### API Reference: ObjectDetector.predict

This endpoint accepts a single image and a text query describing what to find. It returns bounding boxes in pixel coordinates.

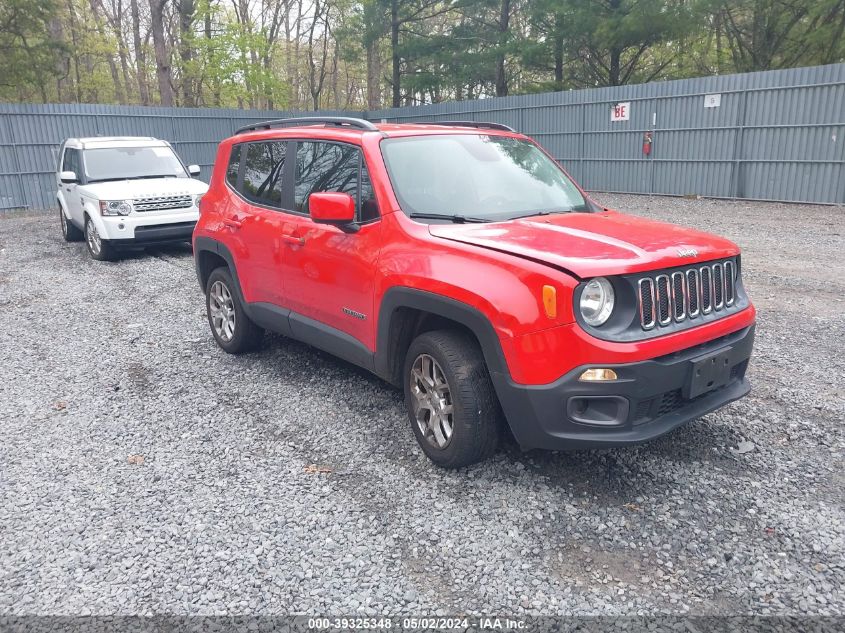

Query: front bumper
[492,324,755,450]
[97,209,199,244]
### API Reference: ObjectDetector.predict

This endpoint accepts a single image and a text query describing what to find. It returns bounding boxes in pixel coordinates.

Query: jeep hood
[80,177,208,200]
[427,210,740,278]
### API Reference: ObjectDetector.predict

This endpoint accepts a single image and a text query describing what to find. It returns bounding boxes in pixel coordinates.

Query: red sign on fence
[611,102,630,122]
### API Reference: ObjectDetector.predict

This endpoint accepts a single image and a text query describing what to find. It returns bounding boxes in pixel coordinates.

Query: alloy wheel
[85,220,102,255]
[209,280,236,342]
[410,353,454,449]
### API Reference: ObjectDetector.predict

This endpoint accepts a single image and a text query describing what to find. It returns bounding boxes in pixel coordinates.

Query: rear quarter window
[226,145,241,188]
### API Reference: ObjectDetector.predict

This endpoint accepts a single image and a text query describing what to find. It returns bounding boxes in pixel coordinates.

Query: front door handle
[281,234,305,246]
[223,217,243,229]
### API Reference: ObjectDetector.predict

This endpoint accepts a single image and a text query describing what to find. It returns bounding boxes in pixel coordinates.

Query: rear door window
[241,141,287,207]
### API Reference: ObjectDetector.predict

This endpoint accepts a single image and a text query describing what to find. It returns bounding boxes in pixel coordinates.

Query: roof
[230,122,523,144]
[373,123,521,138]
[65,136,169,150]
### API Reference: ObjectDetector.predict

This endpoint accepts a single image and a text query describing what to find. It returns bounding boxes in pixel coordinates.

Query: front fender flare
[375,286,510,384]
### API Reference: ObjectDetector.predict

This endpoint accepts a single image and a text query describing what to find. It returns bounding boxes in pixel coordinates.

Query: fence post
[170,111,178,153]
[730,88,749,199]
[649,102,657,195]
[6,113,28,210]
[579,99,586,185]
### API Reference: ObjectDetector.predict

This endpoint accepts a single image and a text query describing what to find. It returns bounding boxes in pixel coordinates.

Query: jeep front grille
[638,259,737,331]
[132,195,193,212]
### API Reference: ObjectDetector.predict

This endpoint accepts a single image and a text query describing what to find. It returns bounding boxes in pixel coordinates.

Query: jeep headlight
[99,200,132,216]
[580,277,615,326]
[193,194,204,207]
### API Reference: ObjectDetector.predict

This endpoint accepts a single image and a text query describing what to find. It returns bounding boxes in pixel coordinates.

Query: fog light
[579,368,618,382]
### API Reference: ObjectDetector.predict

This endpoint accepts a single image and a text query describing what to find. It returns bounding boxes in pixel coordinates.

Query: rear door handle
[281,234,305,246]
[223,217,243,229]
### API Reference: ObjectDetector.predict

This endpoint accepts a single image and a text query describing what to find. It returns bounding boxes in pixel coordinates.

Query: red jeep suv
[193,117,755,468]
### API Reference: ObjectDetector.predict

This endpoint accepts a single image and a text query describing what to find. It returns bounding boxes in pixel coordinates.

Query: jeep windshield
[83,146,189,183]
[380,134,589,223]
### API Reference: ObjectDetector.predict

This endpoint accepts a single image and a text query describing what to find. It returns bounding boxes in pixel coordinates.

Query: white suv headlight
[580,277,615,326]
[99,200,132,216]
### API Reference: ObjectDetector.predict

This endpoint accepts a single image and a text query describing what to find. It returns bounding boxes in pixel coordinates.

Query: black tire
[205,266,264,354]
[60,206,83,242]
[404,329,502,468]
[84,216,116,261]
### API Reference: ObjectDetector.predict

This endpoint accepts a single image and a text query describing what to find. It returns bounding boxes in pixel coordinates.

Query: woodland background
[2,0,844,110]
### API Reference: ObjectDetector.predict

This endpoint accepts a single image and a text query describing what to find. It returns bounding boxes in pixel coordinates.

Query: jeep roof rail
[426,121,515,132]
[234,116,379,135]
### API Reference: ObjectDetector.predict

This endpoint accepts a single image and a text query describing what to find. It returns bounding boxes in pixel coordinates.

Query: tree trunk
[131,0,150,104]
[331,39,339,109]
[495,0,511,97]
[89,0,126,103]
[149,0,174,105]
[48,17,70,101]
[391,0,400,107]
[204,9,220,105]
[178,0,196,106]
[366,39,381,110]
[65,0,82,102]
[553,34,563,86]
[609,47,621,85]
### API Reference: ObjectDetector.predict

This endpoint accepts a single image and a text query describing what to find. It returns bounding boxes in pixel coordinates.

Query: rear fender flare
[193,236,247,301]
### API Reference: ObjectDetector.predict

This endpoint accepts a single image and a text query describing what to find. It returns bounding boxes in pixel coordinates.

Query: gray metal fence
[1,63,843,211]
[0,104,347,211]
[369,63,845,205]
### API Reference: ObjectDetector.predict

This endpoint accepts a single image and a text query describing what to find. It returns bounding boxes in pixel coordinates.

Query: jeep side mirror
[60,170,78,184]
[188,164,201,176]
[309,192,356,226]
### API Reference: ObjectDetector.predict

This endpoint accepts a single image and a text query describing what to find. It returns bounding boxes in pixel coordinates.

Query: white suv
[56,136,209,260]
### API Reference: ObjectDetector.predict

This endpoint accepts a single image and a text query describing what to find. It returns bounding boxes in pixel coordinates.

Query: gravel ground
[0,195,842,618]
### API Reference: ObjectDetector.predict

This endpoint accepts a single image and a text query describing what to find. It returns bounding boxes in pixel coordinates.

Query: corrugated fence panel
[1,63,843,210]
[368,64,844,204]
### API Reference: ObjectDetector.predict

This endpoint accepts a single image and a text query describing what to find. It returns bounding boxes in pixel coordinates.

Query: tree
[713,0,845,72]
[0,0,66,102]
[567,0,696,86]
[1,0,843,108]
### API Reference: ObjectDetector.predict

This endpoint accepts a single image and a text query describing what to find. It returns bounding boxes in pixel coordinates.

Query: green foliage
[0,0,842,107]
[0,0,66,101]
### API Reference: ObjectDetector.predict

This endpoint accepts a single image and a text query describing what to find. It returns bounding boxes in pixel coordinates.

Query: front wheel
[85,216,115,261]
[404,330,502,468]
[60,206,83,242]
[205,267,264,354]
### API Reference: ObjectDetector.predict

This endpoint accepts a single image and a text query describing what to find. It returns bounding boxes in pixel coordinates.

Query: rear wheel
[206,267,264,353]
[60,206,83,242]
[404,330,502,468]
[85,216,115,261]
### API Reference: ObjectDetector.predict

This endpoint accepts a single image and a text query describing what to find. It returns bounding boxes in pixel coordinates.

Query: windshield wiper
[507,209,572,221]
[409,212,490,224]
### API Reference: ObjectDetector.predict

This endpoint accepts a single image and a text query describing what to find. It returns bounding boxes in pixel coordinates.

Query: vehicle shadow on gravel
[507,416,747,495]
[131,242,194,260]
[256,332,747,497]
